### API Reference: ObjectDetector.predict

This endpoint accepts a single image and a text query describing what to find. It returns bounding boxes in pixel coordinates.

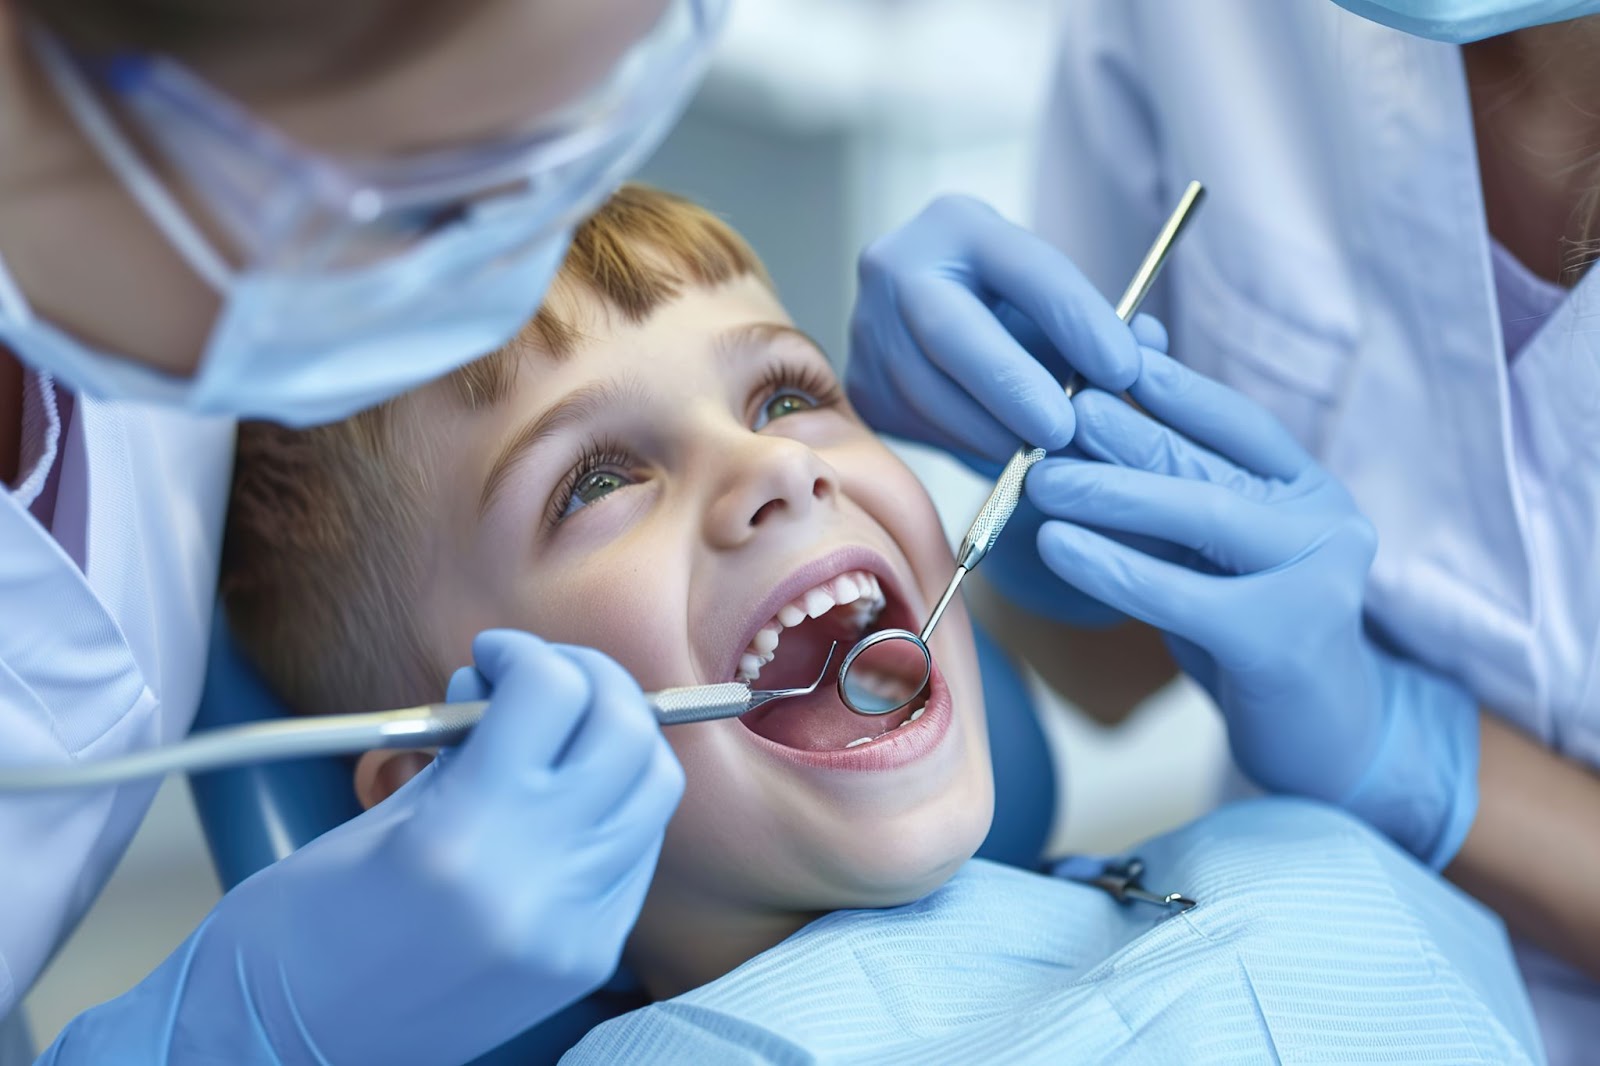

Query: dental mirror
[836,628,933,716]
[832,180,1207,719]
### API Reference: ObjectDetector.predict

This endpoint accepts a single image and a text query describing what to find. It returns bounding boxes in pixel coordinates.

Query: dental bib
[563,799,1542,1064]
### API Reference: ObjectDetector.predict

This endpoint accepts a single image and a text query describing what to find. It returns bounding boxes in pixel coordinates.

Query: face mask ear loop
[25,25,234,293]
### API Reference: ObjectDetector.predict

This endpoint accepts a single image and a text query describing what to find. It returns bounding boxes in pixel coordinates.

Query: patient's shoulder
[1140,797,1451,918]
[1130,798,1527,1015]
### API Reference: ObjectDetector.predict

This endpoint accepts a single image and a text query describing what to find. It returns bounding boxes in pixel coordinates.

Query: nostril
[750,498,785,526]
[812,476,831,501]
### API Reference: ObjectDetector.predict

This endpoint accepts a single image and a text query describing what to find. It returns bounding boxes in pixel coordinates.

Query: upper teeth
[737,570,886,683]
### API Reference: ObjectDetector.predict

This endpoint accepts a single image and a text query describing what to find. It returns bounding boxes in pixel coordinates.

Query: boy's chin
[817,847,979,913]
[818,797,993,908]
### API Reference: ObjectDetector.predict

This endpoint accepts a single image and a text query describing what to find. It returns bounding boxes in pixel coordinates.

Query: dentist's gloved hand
[1026,351,1480,870]
[846,195,1148,626]
[39,630,683,1066]
[847,194,1142,467]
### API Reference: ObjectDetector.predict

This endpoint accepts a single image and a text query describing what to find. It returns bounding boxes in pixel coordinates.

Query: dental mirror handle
[916,181,1206,649]
[0,682,759,791]
[916,448,1036,643]
[1064,179,1205,397]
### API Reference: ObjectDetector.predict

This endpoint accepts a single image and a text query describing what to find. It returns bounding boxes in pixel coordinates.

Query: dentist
[846,2,1600,1062]
[0,1,721,1062]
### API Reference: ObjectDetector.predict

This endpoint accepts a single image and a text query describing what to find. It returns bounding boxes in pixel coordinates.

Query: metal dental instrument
[1062,180,1206,399]
[0,644,840,792]
[1054,855,1197,913]
[834,181,1207,719]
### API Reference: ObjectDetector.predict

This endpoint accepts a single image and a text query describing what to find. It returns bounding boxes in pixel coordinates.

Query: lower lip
[740,660,953,772]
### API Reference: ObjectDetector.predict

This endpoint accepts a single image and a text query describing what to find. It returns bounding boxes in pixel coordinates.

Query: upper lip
[721,544,921,685]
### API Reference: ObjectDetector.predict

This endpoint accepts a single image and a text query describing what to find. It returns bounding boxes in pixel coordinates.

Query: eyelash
[546,437,634,528]
[755,361,842,421]
[544,360,843,529]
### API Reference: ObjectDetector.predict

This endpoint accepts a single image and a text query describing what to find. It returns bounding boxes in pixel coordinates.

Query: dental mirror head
[836,627,931,716]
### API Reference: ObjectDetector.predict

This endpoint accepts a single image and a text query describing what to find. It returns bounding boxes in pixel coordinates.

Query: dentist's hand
[40,630,683,1066]
[846,195,1142,468]
[847,195,1152,627]
[1026,351,1479,869]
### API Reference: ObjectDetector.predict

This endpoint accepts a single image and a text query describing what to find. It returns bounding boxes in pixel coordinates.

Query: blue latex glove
[846,195,1151,626]
[39,631,683,1066]
[1026,351,1480,870]
[846,195,1142,464]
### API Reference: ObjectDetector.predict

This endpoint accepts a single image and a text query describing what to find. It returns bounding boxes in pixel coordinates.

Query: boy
[223,185,1542,1062]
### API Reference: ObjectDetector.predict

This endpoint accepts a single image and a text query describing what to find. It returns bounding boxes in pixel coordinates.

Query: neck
[1463,17,1600,284]
[625,890,819,1001]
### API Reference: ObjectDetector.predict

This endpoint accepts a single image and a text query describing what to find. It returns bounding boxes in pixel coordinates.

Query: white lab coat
[1036,2,1599,1059]
[0,391,231,1027]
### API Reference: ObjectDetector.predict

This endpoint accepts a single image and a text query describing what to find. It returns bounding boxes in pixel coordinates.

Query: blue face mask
[0,217,573,430]
[1329,0,1600,42]
[0,3,723,427]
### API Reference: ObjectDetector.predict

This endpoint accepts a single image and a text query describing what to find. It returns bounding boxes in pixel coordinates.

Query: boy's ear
[353,749,436,809]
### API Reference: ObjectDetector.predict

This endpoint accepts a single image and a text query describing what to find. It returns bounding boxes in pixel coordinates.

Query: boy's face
[400,274,992,933]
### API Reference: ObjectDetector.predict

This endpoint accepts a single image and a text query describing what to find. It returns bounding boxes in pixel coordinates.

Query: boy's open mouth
[732,565,931,752]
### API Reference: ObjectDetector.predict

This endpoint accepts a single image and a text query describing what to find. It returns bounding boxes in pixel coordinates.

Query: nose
[704,435,840,548]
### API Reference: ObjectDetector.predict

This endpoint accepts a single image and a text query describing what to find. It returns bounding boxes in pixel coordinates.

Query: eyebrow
[475,322,832,519]
[477,375,649,518]
[714,322,831,366]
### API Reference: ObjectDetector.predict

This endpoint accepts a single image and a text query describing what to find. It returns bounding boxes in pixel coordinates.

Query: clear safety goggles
[30,0,727,279]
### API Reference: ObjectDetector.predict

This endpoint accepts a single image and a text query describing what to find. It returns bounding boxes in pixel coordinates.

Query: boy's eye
[755,390,819,429]
[561,469,631,519]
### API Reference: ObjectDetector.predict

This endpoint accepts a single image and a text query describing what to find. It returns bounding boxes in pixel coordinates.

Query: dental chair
[189,613,1054,1065]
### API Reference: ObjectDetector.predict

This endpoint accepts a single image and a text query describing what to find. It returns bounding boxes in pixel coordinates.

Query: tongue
[742,684,910,750]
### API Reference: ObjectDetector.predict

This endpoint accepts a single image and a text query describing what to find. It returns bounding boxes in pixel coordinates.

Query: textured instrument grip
[957,447,1045,569]
[650,682,752,726]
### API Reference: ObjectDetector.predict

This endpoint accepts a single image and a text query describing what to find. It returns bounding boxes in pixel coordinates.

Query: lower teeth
[843,702,929,749]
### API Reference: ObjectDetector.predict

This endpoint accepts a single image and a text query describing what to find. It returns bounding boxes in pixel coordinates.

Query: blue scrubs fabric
[564,799,1543,1064]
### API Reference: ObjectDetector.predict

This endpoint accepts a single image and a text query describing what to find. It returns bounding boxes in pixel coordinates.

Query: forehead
[519,276,804,399]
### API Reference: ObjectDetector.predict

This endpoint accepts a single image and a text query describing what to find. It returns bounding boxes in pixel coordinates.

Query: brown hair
[221,183,772,714]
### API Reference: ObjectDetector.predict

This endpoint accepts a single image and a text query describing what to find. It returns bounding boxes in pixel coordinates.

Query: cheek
[526,564,690,687]
[837,443,953,593]
[433,527,695,690]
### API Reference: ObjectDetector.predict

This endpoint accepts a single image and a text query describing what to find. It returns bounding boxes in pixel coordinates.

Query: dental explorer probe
[833,182,1206,717]
[0,645,841,792]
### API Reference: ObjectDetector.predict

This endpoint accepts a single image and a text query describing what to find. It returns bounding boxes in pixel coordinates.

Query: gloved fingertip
[1099,322,1145,394]
[1069,388,1121,436]
[1034,519,1078,559]
[1035,403,1076,453]
[470,628,552,680]
[1130,313,1169,354]
[1130,346,1185,393]
[1023,460,1074,508]
[445,665,488,703]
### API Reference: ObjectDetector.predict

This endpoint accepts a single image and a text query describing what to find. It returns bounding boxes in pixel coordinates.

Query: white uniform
[0,370,231,1026]
[1035,2,1599,1059]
